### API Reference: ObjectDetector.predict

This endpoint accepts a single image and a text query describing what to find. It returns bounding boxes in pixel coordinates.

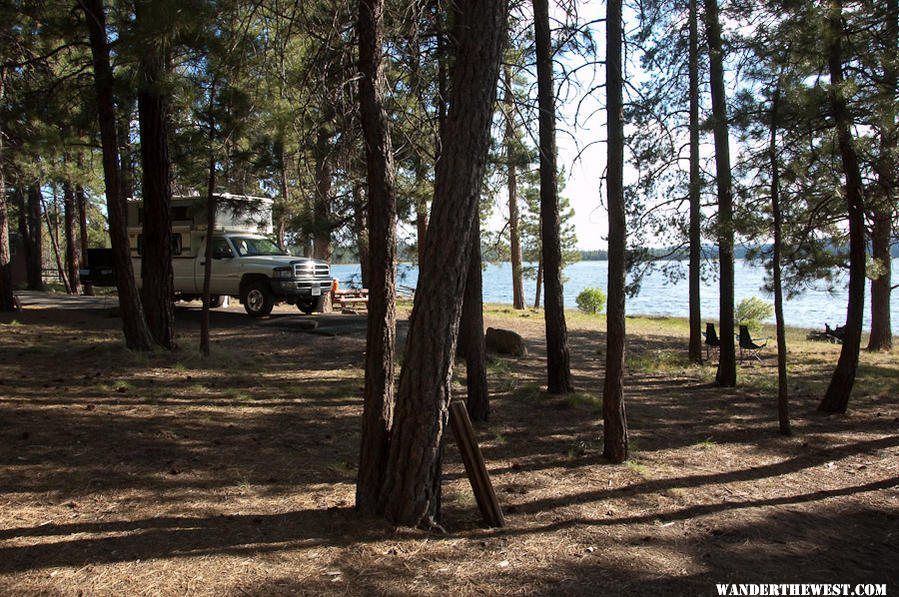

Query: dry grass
[0,298,896,595]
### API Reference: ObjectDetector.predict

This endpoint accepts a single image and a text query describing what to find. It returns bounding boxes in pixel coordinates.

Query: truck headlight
[273,267,293,279]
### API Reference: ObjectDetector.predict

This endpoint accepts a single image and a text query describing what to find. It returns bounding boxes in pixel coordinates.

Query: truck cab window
[212,238,234,259]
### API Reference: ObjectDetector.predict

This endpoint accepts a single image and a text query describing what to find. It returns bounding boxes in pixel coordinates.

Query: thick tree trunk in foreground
[80,0,154,351]
[704,0,736,387]
[356,0,399,515]
[378,0,507,528]
[769,85,790,435]
[136,0,175,350]
[819,0,866,414]
[687,0,703,364]
[603,0,628,463]
[460,218,489,422]
[534,0,572,394]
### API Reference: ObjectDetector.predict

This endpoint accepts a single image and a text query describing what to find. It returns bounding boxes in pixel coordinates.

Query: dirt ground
[1,295,896,596]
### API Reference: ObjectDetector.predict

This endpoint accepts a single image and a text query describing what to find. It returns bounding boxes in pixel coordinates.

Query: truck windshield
[231,237,287,257]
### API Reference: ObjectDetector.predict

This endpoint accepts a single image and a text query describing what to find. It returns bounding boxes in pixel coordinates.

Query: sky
[483,0,627,252]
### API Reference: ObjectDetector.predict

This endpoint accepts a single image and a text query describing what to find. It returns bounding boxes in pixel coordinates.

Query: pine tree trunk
[118,104,135,201]
[64,182,81,295]
[504,65,525,311]
[603,0,628,463]
[687,0,703,365]
[0,67,15,311]
[24,185,44,291]
[534,0,572,395]
[0,187,12,310]
[704,0,736,387]
[200,156,216,358]
[352,183,370,289]
[867,211,892,351]
[460,218,489,422]
[80,0,154,351]
[76,177,93,296]
[43,189,70,293]
[356,0,399,515]
[378,0,507,528]
[313,130,333,263]
[0,73,15,311]
[867,0,896,352]
[533,255,543,308]
[819,0,866,414]
[769,84,790,436]
[276,140,290,250]
[136,0,175,350]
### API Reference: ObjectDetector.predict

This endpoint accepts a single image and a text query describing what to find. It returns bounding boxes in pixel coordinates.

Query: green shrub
[736,296,773,330]
[576,287,607,315]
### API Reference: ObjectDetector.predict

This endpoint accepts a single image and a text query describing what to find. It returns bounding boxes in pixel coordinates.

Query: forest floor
[1,294,896,596]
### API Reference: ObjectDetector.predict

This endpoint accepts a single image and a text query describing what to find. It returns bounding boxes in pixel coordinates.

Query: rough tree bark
[688,0,703,364]
[80,0,154,351]
[378,0,507,528]
[603,0,628,463]
[356,0,399,515]
[136,0,175,350]
[704,0,736,387]
[819,0,867,414]
[459,217,489,422]
[534,0,572,394]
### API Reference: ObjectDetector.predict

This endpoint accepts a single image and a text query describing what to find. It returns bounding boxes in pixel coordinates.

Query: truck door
[172,253,197,293]
[207,237,237,295]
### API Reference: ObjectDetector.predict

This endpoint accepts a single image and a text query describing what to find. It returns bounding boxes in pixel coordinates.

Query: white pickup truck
[125,194,332,316]
[170,232,332,315]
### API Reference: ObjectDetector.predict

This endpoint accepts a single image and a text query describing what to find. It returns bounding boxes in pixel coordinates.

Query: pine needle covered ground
[1,296,896,595]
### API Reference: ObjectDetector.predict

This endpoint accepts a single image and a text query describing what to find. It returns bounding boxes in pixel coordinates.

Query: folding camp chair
[738,325,767,363]
[704,323,721,361]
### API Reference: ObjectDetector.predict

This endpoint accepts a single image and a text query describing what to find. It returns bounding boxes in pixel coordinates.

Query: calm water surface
[331,258,899,334]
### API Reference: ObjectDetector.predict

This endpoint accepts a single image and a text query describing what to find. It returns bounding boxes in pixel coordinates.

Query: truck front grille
[293,262,331,279]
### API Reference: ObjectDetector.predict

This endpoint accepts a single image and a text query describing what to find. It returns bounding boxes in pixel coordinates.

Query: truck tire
[210,295,227,308]
[243,281,274,316]
[297,295,323,315]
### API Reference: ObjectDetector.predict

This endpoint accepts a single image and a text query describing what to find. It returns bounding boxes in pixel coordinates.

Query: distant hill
[578,242,899,261]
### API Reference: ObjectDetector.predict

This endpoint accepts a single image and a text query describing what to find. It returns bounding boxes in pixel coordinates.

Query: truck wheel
[243,281,274,316]
[210,295,227,308]
[297,296,322,315]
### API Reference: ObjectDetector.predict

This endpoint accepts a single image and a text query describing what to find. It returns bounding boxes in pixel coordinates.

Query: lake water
[331,258,899,334]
